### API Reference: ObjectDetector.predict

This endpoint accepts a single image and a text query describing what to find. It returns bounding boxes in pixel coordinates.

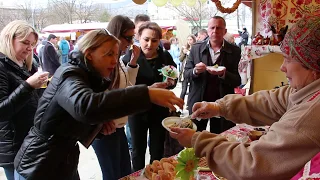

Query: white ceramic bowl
[206,66,226,72]
[162,116,197,133]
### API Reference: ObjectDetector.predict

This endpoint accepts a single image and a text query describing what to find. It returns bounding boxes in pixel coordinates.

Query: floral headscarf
[280,14,320,72]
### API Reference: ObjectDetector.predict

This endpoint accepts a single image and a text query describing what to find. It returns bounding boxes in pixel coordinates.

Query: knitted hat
[280,14,320,72]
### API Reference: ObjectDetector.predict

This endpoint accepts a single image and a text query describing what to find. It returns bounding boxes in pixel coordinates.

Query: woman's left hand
[129,45,140,66]
[169,127,196,148]
[100,121,116,135]
[149,82,168,89]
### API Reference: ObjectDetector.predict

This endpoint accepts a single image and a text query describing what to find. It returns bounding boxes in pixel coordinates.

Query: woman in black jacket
[122,22,178,171]
[14,29,183,180]
[0,20,48,180]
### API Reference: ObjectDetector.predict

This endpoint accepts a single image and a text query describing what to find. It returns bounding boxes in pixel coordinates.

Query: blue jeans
[14,170,26,180]
[61,54,68,64]
[125,123,132,150]
[3,164,14,180]
[92,128,131,179]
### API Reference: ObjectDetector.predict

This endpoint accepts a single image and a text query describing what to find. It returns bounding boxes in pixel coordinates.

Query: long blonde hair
[0,20,38,71]
[77,29,121,89]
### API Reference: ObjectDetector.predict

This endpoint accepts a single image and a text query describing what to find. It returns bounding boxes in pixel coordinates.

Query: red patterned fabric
[280,14,320,72]
[257,0,320,36]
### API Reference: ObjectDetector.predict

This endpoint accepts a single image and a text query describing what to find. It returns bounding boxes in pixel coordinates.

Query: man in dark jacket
[238,27,249,47]
[42,34,60,76]
[184,16,241,133]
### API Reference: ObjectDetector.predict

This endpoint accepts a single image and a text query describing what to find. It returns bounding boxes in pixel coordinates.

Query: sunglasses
[121,35,134,43]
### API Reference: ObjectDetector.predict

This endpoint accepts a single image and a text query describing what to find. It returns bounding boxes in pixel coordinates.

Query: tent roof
[42,20,177,33]
[41,22,109,33]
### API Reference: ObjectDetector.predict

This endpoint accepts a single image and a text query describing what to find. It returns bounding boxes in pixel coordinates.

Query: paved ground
[0,82,187,180]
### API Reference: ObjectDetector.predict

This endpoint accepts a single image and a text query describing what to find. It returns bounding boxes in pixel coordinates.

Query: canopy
[41,23,109,33]
[42,21,176,33]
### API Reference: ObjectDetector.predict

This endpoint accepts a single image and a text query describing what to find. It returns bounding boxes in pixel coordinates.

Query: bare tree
[16,0,33,22]
[166,0,219,33]
[48,0,77,24]
[75,0,99,23]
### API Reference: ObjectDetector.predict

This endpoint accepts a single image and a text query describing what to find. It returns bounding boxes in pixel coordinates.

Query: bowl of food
[162,117,197,133]
[206,65,226,72]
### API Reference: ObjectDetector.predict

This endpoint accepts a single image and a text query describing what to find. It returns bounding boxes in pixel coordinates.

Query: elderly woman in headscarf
[170,14,320,180]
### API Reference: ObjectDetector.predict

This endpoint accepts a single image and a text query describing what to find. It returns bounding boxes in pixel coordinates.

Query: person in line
[0,20,48,180]
[133,14,151,46]
[238,27,249,47]
[224,32,236,45]
[14,29,184,179]
[170,14,320,180]
[59,36,70,64]
[185,16,241,134]
[91,15,141,179]
[122,14,152,152]
[42,34,60,76]
[122,22,177,171]
[179,34,196,100]
[169,37,180,72]
[196,29,208,41]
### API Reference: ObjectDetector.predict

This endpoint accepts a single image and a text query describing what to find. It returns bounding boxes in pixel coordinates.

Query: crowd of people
[0,11,319,180]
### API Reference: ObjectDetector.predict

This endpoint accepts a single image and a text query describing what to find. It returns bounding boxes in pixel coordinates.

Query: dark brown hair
[107,15,135,39]
[138,22,162,39]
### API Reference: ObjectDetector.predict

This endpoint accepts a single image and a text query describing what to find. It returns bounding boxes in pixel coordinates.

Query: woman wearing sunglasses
[91,15,141,179]
[14,29,184,180]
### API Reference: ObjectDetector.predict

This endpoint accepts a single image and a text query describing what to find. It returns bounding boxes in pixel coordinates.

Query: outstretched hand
[169,127,196,148]
[192,102,220,119]
[148,88,184,111]
[100,121,116,135]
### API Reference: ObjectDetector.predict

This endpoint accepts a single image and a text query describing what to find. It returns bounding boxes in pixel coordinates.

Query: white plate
[206,66,226,72]
[162,116,197,133]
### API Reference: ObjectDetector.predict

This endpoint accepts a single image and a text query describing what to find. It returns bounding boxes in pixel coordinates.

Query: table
[120,124,257,180]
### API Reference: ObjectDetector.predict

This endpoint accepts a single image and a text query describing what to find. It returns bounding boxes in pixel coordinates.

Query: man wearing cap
[42,34,60,76]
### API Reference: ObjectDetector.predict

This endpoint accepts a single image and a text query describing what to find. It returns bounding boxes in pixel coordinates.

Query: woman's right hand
[191,102,220,119]
[148,88,184,111]
[129,45,140,66]
[26,71,49,89]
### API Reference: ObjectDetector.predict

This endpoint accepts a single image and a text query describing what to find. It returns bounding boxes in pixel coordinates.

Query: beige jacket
[113,60,139,128]
[191,78,320,180]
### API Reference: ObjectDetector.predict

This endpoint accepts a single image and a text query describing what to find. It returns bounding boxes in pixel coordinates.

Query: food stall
[121,0,320,179]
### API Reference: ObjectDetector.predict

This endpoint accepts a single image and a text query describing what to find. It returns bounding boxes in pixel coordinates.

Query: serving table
[120,124,256,180]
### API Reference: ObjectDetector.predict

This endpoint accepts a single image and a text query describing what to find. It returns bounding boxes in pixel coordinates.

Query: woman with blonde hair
[91,15,141,179]
[0,20,48,180]
[14,29,183,179]
[179,34,196,100]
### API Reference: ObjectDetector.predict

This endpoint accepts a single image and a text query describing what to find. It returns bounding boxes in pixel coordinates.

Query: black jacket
[0,53,40,166]
[184,40,241,112]
[42,42,60,76]
[14,51,152,179]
